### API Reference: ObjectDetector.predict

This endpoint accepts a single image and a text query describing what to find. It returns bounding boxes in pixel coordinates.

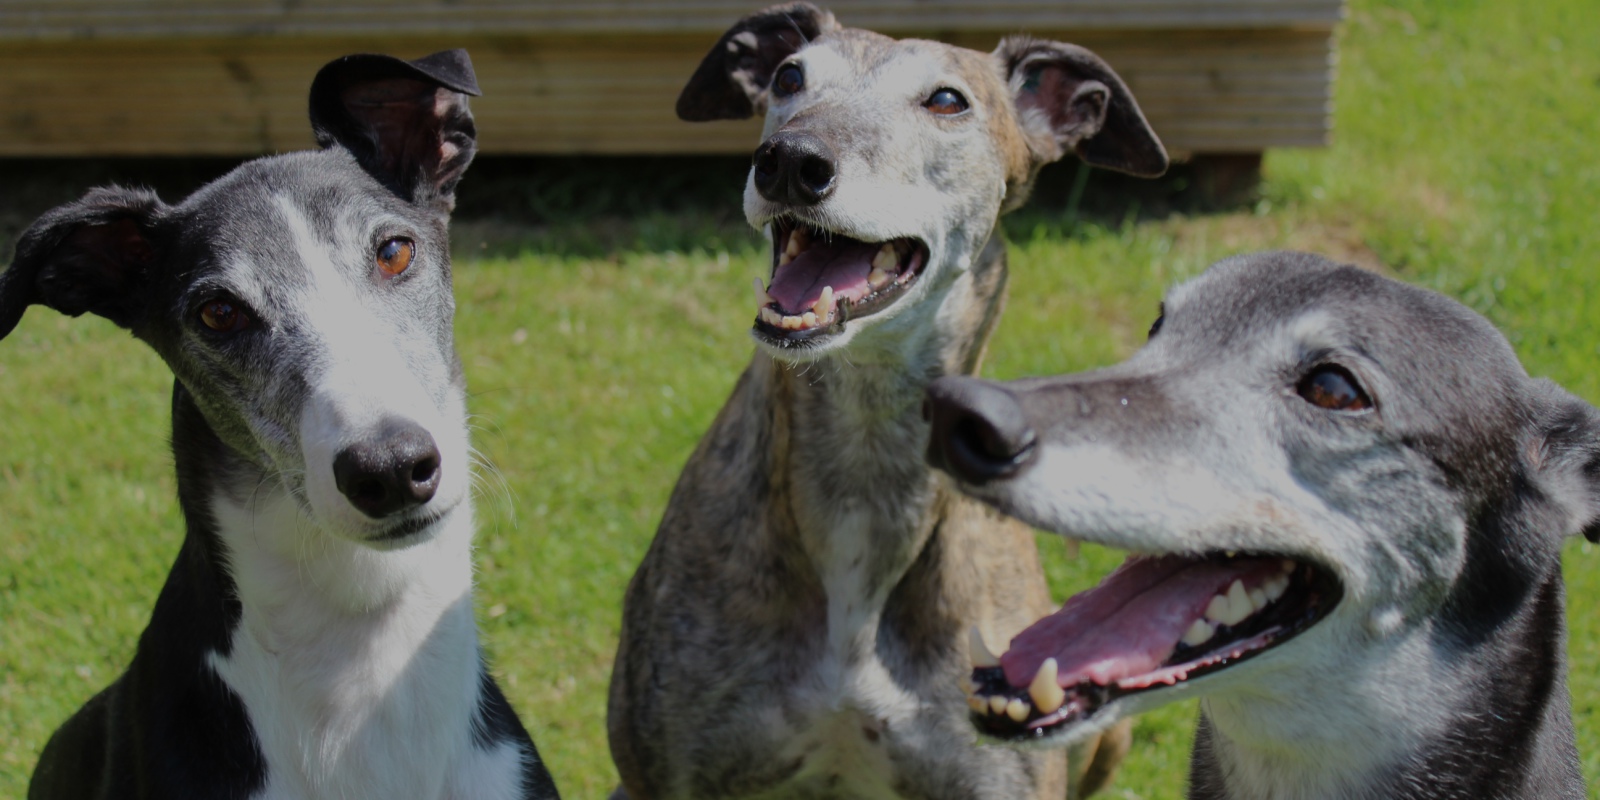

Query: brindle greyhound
[606,4,1167,798]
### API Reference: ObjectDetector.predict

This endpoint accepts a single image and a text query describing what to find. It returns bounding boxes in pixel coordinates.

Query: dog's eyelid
[1294,361,1376,413]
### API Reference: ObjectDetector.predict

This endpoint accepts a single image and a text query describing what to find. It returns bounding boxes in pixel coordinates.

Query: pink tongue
[767,239,877,314]
[1000,555,1285,688]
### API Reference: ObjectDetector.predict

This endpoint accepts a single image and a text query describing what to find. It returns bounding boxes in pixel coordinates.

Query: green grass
[3,0,1599,796]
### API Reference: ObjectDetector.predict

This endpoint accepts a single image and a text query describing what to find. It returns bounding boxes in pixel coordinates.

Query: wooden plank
[0,27,1332,156]
[0,0,1344,39]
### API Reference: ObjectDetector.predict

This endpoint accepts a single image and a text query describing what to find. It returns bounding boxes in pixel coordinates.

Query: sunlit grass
[3,0,1599,797]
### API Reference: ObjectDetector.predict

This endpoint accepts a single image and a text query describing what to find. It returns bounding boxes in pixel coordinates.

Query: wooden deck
[0,1,1342,157]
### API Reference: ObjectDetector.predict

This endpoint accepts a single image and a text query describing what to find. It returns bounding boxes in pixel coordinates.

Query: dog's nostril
[411,456,439,485]
[798,155,835,195]
[955,417,1027,464]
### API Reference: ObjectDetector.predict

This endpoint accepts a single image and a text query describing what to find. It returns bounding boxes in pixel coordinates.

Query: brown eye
[925,88,969,115]
[199,299,250,333]
[377,237,415,276]
[1296,365,1372,412]
[772,64,804,98]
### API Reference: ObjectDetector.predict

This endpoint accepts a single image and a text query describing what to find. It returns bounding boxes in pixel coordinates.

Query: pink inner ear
[341,79,447,185]
[1021,66,1107,138]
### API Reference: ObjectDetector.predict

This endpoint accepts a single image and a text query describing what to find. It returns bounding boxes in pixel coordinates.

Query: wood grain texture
[0,4,1338,156]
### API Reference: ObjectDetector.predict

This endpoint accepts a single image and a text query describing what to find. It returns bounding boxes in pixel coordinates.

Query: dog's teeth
[779,251,793,266]
[1225,550,1236,558]
[868,267,892,290]
[753,277,773,308]
[1027,658,1065,714]
[788,229,808,256]
[760,307,782,327]
[1181,618,1216,647]
[958,675,975,695]
[968,626,1000,668]
[872,243,897,271]
[802,311,818,328]
[1223,580,1253,625]
[782,315,804,330]
[1005,698,1029,722]
[814,285,835,320]
[1282,559,1296,573]
[1204,594,1230,624]
[1264,575,1288,602]
[967,695,986,713]
[1249,588,1269,611]
[988,695,1008,715]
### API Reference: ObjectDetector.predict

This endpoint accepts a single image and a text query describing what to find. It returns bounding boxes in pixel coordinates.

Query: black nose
[753,130,837,207]
[923,376,1037,484]
[333,420,442,518]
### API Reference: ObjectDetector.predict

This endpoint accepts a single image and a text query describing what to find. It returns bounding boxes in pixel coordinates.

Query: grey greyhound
[4,51,558,799]
[924,251,1596,799]
[606,3,1168,798]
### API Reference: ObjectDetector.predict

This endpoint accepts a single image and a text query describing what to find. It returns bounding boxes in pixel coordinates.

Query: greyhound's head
[923,252,1600,749]
[679,2,1167,361]
[0,51,481,550]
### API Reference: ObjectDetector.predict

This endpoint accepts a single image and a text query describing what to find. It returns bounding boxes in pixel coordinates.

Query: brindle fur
[608,5,1165,798]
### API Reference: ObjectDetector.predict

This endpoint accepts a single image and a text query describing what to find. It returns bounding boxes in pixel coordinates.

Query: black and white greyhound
[3,50,559,800]
[923,251,1597,799]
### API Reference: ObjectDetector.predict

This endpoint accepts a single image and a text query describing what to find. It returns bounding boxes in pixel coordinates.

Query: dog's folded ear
[994,37,1169,179]
[1527,381,1600,544]
[0,187,167,340]
[309,49,481,212]
[677,2,838,121]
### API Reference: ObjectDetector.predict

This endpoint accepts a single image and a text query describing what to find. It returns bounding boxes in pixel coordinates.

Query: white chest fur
[206,490,527,800]
[778,504,929,798]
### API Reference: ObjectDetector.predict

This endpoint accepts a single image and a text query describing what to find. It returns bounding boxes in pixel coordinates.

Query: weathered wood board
[0,1,1340,156]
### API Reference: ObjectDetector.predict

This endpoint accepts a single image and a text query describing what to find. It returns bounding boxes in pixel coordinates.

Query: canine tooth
[782,315,803,330]
[967,695,986,712]
[1225,550,1237,558]
[753,277,772,307]
[958,676,975,695]
[1222,580,1253,626]
[1005,698,1028,722]
[802,311,818,328]
[1028,658,1065,714]
[868,267,892,290]
[968,626,1000,668]
[779,251,793,266]
[872,243,898,271]
[988,695,1008,715]
[1182,618,1215,647]
[815,285,835,319]
[1250,588,1269,611]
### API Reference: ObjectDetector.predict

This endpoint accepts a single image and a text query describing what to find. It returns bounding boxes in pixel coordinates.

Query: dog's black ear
[677,2,838,121]
[994,37,1168,179]
[0,187,166,340]
[309,49,481,212]
[1527,382,1600,544]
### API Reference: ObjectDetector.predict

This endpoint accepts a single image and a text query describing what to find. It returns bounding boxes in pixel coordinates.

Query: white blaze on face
[272,195,470,539]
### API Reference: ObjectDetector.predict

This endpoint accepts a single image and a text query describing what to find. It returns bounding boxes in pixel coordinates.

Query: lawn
[2,0,1598,797]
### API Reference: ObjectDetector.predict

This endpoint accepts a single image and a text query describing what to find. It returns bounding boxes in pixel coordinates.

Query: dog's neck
[1189,568,1582,800]
[168,385,487,797]
[757,234,1010,644]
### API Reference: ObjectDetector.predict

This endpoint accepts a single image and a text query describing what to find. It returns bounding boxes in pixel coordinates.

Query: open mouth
[751,218,928,344]
[966,552,1342,740]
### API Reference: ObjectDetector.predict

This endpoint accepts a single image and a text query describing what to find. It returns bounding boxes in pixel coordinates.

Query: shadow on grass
[0,154,1255,261]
